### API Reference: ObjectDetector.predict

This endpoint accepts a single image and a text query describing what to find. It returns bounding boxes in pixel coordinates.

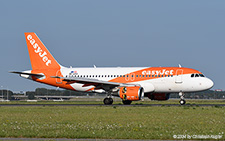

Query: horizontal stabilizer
[9,71,44,77]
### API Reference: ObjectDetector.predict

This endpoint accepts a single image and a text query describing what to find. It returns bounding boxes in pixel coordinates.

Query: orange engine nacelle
[118,86,144,101]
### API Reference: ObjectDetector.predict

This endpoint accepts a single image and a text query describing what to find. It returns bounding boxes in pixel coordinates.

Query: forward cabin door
[175,69,183,83]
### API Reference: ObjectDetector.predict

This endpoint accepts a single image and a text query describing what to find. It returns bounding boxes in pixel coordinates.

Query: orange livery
[11,33,214,105]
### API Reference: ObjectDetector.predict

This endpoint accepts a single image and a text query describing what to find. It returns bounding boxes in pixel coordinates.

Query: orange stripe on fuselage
[109,67,201,83]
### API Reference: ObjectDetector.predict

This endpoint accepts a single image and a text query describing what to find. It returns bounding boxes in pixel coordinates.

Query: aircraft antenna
[179,64,182,68]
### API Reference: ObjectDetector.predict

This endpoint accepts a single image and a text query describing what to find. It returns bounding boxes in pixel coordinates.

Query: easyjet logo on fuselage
[142,69,174,75]
[27,35,51,66]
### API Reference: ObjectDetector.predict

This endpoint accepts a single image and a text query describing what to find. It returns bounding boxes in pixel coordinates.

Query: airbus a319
[11,33,214,105]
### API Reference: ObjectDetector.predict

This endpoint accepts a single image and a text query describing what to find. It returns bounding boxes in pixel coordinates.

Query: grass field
[0,104,224,139]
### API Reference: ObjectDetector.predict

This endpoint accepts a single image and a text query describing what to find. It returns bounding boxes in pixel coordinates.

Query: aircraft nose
[205,78,214,90]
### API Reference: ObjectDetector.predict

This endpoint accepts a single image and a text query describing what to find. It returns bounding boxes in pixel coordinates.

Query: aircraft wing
[51,76,133,91]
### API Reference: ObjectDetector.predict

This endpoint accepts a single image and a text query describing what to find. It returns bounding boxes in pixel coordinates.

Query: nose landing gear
[179,99,186,105]
[179,92,186,105]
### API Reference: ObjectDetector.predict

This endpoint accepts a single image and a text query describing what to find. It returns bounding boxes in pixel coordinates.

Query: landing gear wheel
[179,99,186,105]
[179,92,186,105]
[103,98,113,105]
[122,100,132,105]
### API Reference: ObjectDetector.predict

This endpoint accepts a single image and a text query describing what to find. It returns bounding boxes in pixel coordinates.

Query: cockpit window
[191,73,205,78]
[195,74,199,77]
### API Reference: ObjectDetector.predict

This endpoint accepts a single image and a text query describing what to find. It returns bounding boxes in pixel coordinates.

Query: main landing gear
[103,98,132,105]
[103,97,113,105]
[179,92,186,105]
[122,100,132,105]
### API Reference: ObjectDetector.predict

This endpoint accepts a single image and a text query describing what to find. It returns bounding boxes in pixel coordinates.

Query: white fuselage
[58,67,214,94]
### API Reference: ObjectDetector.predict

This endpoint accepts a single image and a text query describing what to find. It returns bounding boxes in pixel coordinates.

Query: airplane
[11,33,214,105]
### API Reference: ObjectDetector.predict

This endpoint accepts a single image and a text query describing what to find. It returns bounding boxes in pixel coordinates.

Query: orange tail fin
[24,33,61,70]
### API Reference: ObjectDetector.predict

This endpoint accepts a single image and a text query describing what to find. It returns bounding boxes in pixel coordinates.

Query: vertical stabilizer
[24,33,61,70]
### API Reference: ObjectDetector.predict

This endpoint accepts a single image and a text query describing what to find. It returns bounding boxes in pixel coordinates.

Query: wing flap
[51,76,133,91]
[51,76,121,86]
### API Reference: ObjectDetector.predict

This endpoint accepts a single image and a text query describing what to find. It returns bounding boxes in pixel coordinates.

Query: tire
[122,100,132,105]
[103,98,113,105]
[179,99,186,105]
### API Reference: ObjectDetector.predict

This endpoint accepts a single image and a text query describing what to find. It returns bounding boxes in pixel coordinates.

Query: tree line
[1,88,225,100]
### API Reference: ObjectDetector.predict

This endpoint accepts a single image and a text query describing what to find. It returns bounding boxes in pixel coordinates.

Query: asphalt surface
[0,104,224,107]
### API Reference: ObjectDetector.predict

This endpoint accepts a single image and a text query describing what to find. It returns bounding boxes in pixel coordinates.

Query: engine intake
[118,86,144,101]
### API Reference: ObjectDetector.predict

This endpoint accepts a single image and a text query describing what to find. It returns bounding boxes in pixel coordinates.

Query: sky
[0,0,225,92]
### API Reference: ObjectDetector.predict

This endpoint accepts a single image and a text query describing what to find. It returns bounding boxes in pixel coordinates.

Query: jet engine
[147,93,170,100]
[118,86,144,101]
